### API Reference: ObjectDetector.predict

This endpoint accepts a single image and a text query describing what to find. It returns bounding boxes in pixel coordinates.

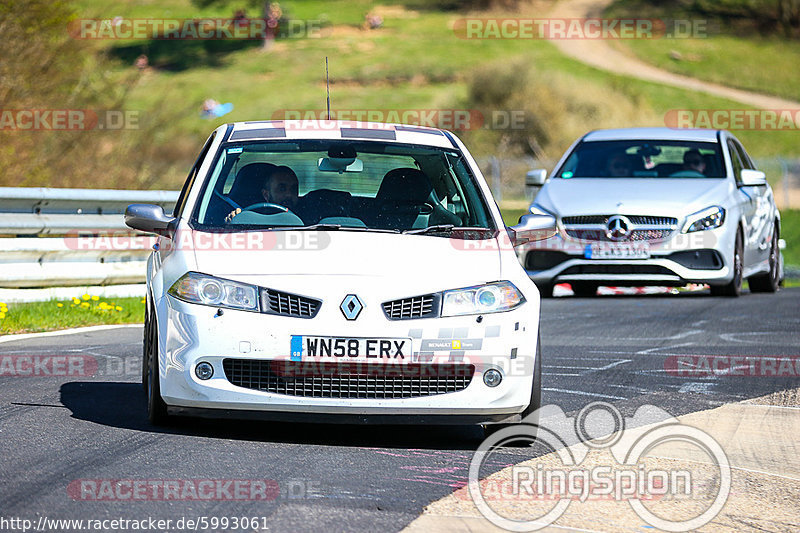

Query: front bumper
[155,295,539,423]
[518,226,734,286]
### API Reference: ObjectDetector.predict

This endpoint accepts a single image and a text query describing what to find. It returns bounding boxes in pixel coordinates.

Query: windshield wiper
[402,225,493,235]
[278,224,401,234]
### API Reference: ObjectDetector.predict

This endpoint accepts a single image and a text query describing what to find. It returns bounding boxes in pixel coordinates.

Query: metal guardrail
[0,187,178,289]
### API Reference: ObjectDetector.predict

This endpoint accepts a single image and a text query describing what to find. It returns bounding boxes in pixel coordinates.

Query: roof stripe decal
[229,128,287,140]
[395,125,444,136]
[340,128,396,140]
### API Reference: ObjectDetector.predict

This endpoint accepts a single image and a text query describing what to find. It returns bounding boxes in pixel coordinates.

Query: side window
[173,132,216,217]
[727,139,743,185]
[732,139,754,170]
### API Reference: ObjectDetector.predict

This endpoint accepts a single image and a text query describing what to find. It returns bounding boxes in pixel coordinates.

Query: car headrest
[376,168,433,204]
[229,163,277,205]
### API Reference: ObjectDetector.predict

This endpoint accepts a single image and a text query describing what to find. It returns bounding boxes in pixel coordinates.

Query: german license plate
[585,242,650,259]
[290,336,412,361]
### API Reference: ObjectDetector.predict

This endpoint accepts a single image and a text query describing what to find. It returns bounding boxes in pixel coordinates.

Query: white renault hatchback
[125,120,554,428]
[520,128,782,297]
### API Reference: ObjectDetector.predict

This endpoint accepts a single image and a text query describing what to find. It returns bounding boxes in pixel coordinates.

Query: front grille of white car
[263,289,321,318]
[562,215,678,243]
[382,294,438,320]
[222,359,474,399]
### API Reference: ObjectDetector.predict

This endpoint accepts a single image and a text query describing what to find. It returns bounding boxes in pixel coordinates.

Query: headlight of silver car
[168,272,259,312]
[441,281,525,317]
[683,206,725,233]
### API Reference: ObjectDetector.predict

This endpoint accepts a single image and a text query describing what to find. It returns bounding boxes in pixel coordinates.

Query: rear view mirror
[318,157,364,173]
[739,169,767,186]
[525,169,547,187]
[509,213,557,247]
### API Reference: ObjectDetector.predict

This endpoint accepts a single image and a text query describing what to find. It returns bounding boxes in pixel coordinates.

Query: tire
[571,282,598,297]
[481,334,542,444]
[535,281,554,298]
[748,226,780,293]
[141,294,151,393]
[710,230,743,297]
[144,301,169,426]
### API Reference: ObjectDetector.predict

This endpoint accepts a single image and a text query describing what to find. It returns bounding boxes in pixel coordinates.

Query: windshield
[555,140,725,179]
[190,140,495,234]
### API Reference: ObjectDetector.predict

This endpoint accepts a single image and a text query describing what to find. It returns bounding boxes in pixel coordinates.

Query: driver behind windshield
[682,149,707,175]
[225,165,300,223]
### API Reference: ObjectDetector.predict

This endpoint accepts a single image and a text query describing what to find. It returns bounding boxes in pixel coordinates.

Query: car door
[727,137,769,269]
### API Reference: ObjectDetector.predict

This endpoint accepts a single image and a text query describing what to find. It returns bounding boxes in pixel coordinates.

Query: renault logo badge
[340,294,363,320]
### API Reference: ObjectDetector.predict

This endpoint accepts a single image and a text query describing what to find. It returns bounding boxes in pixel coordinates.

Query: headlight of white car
[683,206,726,233]
[168,272,259,312]
[441,281,525,317]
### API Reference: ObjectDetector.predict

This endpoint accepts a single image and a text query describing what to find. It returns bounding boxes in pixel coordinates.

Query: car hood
[186,229,504,295]
[535,178,733,218]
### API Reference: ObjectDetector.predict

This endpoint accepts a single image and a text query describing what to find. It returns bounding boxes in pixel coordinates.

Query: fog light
[483,368,502,387]
[195,362,214,380]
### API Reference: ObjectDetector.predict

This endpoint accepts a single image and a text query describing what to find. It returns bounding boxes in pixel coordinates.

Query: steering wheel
[669,170,705,178]
[241,202,289,214]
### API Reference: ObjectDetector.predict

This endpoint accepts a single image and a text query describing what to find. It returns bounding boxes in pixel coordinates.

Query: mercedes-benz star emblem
[340,294,363,320]
[606,215,630,241]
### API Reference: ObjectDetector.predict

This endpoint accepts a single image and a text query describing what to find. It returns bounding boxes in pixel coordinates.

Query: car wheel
[710,230,743,297]
[141,294,151,393]
[535,281,554,298]
[481,334,542,444]
[748,226,779,293]
[571,282,598,297]
[145,302,169,426]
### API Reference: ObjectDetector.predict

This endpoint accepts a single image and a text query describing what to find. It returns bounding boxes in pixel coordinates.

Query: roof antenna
[325,57,331,120]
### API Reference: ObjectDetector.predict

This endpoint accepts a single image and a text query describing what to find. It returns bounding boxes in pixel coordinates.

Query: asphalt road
[1,288,798,532]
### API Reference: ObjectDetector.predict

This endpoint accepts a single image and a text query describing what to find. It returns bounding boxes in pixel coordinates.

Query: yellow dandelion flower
[57,303,64,307]
[0,313,5,319]
[82,294,90,301]
[80,302,90,308]
[115,306,123,311]
[91,295,99,301]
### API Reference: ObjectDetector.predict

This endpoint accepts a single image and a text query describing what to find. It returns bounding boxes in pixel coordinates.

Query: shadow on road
[59,381,488,450]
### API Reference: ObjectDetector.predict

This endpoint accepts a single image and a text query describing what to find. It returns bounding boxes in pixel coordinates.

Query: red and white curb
[553,283,708,297]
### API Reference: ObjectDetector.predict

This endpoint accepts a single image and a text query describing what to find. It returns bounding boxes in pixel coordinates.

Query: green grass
[610,36,800,103]
[604,0,800,102]
[22,0,793,193]
[781,209,800,267]
[76,1,799,176]
[0,296,145,335]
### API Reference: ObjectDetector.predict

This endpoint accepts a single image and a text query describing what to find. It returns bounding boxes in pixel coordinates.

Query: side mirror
[509,213,557,247]
[739,169,767,187]
[125,204,176,237]
[526,169,548,187]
